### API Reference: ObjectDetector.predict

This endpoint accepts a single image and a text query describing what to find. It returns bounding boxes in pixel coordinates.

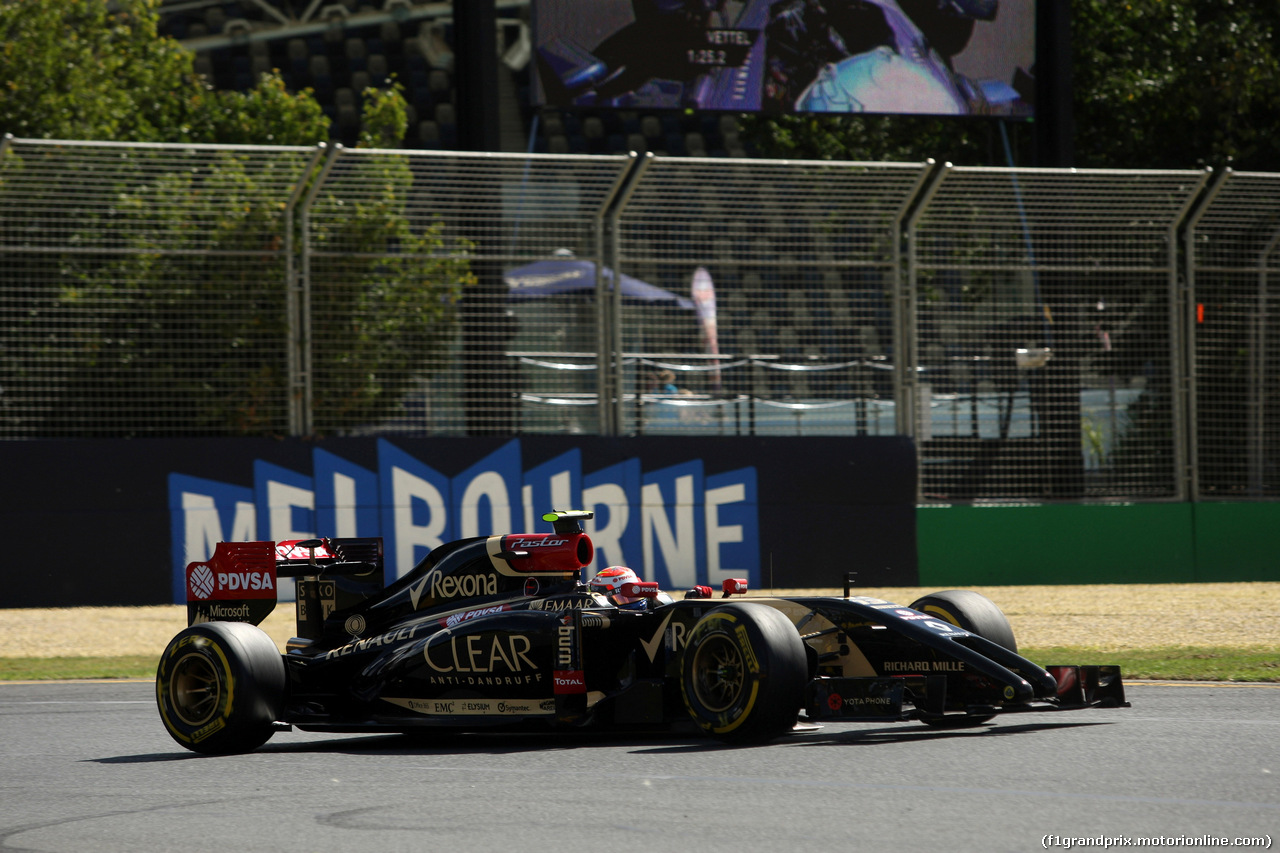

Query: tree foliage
[743,0,1280,170]
[0,1,472,437]
[1073,0,1280,169]
[308,82,473,431]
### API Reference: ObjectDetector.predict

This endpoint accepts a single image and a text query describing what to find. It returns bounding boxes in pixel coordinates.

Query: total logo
[553,670,585,694]
[188,565,275,600]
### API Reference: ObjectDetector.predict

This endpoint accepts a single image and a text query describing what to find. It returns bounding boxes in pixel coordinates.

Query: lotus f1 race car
[157,511,1127,754]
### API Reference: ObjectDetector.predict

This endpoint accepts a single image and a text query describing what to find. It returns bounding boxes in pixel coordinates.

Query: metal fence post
[1180,167,1229,500]
[1168,168,1216,502]
[1252,211,1280,496]
[602,152,651,436]
[296,143,344,438]
[285,144,329,437]
[900,161,949,442]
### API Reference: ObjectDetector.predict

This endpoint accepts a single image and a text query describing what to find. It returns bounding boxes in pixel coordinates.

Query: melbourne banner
[2,435,916,608]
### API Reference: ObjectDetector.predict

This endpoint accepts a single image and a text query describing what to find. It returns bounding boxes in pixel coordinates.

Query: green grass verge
[2,646,1277,683]
[1023,646,1280,683]
[0,656,157,681]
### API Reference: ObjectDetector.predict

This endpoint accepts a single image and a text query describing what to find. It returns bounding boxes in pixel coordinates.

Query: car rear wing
[184,537,384,628]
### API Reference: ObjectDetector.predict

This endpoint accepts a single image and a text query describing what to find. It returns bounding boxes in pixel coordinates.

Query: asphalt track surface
[1,682,1277,853]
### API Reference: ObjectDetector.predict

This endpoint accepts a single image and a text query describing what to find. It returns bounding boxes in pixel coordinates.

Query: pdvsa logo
[219,571,274,591]
[187,565,275,600]
[189,565,216,599]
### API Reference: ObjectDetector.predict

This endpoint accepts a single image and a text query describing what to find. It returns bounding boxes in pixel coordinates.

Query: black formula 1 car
[157,511,1127,754]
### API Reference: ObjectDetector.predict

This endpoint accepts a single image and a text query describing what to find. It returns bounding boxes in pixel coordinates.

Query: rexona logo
[428,568,497,601]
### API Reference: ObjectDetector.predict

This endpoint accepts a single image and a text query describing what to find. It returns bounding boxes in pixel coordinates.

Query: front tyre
[908,589,1016,728]
[156,621,286,755]
[908,589,1017,652]
[680,603,807,743]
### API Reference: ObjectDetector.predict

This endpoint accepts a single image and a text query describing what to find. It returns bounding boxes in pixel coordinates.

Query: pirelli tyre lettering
[155,621,286,755]
[679,603,807,743]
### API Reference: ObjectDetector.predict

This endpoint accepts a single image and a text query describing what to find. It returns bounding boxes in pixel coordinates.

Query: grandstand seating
[158,0,752,156]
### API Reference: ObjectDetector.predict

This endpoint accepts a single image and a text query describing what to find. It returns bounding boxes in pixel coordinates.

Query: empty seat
[204,6,227,32]
[541,114,564,137]
[367,54,388,82]
[640,115,661,141]
[337,103,360,130]
[418,120,441,147]
[428,69,451,102]
[582,116,606,153]
[409,68,431,100]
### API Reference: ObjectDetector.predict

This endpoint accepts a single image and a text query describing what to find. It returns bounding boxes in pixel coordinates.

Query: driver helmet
[588,566,645,606]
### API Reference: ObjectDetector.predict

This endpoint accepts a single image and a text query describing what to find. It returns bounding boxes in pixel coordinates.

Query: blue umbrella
[504,259,694,309]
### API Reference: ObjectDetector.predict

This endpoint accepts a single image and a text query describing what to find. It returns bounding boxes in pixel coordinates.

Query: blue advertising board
[3,435,916,608]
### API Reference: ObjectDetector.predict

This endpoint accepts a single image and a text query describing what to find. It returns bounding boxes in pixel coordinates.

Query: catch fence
[2,136,1277,502]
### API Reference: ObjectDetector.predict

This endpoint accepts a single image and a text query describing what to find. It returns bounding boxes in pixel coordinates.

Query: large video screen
[532,0,1034,117]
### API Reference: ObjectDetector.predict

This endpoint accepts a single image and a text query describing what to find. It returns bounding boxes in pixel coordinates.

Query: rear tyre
[156,621,286,755]
[680,603,807,743]
[908,590,1016,728]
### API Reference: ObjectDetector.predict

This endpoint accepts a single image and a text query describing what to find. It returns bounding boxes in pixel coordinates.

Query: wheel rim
[690,633,745,713]
[169,651,221,727]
